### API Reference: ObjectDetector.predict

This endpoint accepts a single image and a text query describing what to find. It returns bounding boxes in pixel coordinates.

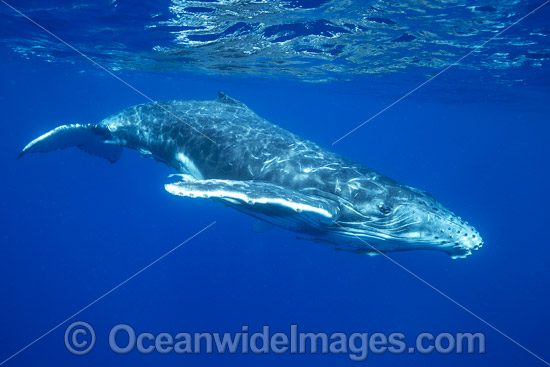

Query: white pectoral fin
[165,179,340,230]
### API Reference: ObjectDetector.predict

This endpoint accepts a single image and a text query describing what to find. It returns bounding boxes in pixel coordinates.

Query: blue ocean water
[1,0,549,366]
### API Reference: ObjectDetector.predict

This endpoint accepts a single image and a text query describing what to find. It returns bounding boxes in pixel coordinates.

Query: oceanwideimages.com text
[65,322,486,361]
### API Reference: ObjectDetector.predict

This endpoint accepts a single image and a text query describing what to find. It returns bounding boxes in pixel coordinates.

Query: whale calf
[19,93,483,258]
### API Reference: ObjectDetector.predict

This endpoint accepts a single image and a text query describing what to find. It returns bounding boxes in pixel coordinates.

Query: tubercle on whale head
[336,180,483,258]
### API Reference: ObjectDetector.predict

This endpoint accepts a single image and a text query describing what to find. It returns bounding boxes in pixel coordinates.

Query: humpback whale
[19,93,483,258]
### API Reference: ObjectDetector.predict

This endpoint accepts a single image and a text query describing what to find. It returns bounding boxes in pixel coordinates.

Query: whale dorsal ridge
[216,92,247,108]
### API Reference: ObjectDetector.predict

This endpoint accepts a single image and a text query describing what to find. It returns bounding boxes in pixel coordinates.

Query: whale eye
[378,203,392,214]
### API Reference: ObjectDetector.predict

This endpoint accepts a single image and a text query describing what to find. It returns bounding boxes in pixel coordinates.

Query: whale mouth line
[330,224,431,243]
[327,222,483,258]
[341,201,480,237]
[332,212,483,248]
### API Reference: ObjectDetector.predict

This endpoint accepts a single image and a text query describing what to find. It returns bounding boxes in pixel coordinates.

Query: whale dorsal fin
[216,92,247,108]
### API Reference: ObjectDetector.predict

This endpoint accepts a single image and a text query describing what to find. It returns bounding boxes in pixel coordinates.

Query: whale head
[335,177,483,258]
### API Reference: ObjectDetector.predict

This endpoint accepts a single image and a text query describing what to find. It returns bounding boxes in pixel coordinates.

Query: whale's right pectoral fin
[17,124,122,163]
[165,179,340,231]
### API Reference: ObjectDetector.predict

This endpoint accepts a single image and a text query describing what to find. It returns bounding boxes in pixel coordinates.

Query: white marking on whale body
[175,152,204,180]
[138,148,153,156]
[168,173,197,182]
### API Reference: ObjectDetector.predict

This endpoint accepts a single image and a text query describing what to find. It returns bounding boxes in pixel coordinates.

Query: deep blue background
[1,23,549,367]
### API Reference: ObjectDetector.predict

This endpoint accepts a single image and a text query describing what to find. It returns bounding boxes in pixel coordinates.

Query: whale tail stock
[17,124,123,163]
